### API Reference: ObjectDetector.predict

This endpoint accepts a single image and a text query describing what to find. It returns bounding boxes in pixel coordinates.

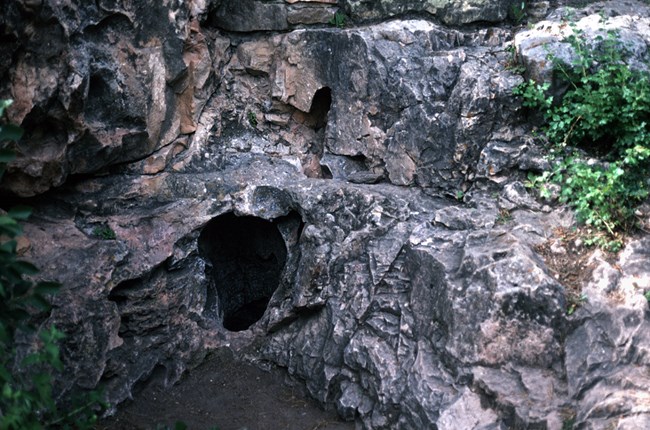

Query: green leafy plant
[562,417,575,430]
[504,45,527,74]
[510,1,527,24]
[328,11,347,28]
[92,225,116,240]
[644,290,650,302]
[247,111,258,128]
[1,99,106,429]
[514,24,650,250]
[0,100,23,142]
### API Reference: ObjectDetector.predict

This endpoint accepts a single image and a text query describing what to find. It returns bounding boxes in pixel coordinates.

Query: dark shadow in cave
[305,87,333,179]
[308,86,332,131]
[198,213,288,332]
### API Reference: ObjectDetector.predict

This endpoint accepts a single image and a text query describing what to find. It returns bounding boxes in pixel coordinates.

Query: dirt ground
[533,226,621,313]
[98,349,355,430]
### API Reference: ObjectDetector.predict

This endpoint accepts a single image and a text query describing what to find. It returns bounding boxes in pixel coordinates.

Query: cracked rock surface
[2,0,650,428]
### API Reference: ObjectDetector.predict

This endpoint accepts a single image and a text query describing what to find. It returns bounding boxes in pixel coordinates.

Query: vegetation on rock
[1,100,105,429]
[515,24,650,250]
[92,225,117,241]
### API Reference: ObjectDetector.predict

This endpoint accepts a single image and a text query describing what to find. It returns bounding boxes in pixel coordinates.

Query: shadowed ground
[98,348,354,430]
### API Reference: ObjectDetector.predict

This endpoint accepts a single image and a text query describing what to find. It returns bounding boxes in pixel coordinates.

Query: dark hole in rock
[107,279,137,306]
[320,164,333,179]
[18,108,67,156]
[85,74,111,123]
[199,213,288,332]
[304,87,333,179]
[308,86,332,131]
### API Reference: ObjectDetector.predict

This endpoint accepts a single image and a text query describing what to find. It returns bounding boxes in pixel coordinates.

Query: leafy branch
[1,99,106,429]
[514,23,650,251]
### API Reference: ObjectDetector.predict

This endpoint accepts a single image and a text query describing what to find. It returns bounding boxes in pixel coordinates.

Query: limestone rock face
[342,0,513,25]
[515,2,650,89]
[0,0,218,196]
[565,236,650,429]
[2,0,650,429]
[183,20,519,192]
[207,0,515,31]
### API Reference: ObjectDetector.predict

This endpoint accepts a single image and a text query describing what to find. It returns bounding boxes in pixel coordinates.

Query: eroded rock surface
[2,0,650,429]
[0,0,217,196]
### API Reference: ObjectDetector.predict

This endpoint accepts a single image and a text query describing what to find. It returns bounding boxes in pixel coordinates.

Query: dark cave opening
[198,213,288,332]
[308,87,332,131]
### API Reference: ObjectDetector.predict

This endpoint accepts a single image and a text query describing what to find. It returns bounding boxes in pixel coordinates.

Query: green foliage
[514,25,650,249]
[247,111,257,128]
[328,11,347,28]
[644,290,650,302]
[92,225,116,240]
[1,100,105,429]
[510,1,528,24]
[0,100,23,143]
[562,417,575,430]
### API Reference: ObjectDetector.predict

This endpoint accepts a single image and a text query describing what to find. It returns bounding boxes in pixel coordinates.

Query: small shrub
[247,111,257,128]
[92,225,116,240]
[329,11,347,28]
[510,1,528,24]
[514,24,650,250]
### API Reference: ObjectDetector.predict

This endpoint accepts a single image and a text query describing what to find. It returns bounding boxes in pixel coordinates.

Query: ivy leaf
[12,260,40,276]
[8,205,32,221]
[34,281,61,296]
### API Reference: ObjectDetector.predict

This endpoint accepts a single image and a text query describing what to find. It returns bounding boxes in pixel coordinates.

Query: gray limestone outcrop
[1,0,649,428]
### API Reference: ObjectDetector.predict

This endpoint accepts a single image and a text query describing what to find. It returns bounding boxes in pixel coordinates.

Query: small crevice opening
[198,213,288,332]
[307,87,332,131]
[304,87,332,179]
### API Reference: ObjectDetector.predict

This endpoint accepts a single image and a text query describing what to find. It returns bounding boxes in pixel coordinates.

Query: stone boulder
[515,1,650,87]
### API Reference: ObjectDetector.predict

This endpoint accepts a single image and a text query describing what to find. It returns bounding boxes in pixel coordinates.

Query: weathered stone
[209,0,289,32]
[342,0,513,25]
[0,0,216,196]
[288,6,338,25]
[286,0,337,4]
[2,1,650,429]
[565,235,650,429]
[515,1,650,88]
[237,40,275,76]
[437,389,499,429]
